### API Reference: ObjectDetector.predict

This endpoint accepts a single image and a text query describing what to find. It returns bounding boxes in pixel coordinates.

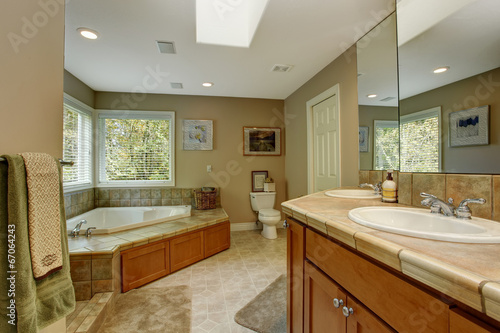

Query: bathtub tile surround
[64,187,220,219]
[69,208,229,301]
[359,170,500,222]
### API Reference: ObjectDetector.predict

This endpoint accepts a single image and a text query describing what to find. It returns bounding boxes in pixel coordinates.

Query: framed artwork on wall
[243,127,281,156]
[359,126,369,152]
[183,120,213,150]
[252,170,268,192]
[449,105,489,147]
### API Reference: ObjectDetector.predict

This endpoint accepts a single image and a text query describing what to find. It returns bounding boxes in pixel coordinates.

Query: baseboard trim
[230,221,284,231]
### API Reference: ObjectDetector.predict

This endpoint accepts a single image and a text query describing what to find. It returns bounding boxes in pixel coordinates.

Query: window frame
[400,106,442,173]
[373,120,400,171]
[62,93,94,192]
[96,110,176,187]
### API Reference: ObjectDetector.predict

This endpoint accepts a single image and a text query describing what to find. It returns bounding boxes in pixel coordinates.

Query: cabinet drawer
[170,231,204,272]
[306,229,449,333]
[121,240,169,292]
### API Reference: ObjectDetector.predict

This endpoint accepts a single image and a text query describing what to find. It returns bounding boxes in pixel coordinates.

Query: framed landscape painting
[243,127,281,156]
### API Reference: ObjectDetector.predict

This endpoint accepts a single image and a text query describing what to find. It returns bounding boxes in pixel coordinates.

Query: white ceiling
[64,0,395,100]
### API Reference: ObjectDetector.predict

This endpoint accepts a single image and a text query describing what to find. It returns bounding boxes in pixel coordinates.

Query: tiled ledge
[282,189,500,321]
[66,292,114,333]
[69,208,229,300]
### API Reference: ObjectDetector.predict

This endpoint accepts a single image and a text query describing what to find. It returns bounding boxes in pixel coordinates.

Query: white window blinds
[62,94,93,189]
[98,111,175,186]
[400,107,441,172]
[374,120,400,170]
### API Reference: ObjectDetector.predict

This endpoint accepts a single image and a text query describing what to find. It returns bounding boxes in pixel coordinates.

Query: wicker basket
[193,189,217,210]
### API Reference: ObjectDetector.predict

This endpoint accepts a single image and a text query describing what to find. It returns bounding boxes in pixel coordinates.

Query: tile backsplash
[360,170,500,222]
[64,187,220,219]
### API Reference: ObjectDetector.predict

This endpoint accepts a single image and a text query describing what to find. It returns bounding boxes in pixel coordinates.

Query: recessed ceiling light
[77,28,99,40]
[202,82,213,87]
[367,94,377,98]
[433,66,449,74]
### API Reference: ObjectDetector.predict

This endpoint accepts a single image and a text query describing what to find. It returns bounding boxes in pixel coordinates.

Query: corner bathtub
[66,206,192,235]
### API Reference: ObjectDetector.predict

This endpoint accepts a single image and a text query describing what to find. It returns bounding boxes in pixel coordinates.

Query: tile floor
[142,228,287,333]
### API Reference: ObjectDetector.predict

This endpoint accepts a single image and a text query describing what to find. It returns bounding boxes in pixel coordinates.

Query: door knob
[283,220,289,228]
[342,306,354,317]
[333,298,344,308]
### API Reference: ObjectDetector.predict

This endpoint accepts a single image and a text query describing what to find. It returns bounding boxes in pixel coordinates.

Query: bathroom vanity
[283,190,500,332]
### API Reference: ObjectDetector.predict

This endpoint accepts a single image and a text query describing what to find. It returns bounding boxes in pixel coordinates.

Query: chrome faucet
[421,193,485,219]
[71,219,87,237]
[456,198,486,219]
[85,227,97,237]
[420,193,456,216]
[360,182,382,194]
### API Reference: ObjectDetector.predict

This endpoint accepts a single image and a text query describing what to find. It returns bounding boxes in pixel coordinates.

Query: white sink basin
[325,189,381,199]
[348,206,500,243]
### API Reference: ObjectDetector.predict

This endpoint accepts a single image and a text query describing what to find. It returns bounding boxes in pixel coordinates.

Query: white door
[312,94,339,192]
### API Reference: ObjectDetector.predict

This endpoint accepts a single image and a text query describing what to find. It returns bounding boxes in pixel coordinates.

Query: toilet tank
[250,192,276,211]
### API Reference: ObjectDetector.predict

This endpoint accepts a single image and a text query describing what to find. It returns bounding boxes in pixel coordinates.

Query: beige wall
[401,66,500,174]
[284,45,360,199]
[64,70,95,108]
[0,0,65,157]
[358,105,398,170]
[95,92,285,223]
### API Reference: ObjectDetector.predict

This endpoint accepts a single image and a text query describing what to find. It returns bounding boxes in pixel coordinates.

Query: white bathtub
[67,206,192,235]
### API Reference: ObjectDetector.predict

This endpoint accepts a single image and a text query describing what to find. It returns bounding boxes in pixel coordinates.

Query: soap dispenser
[382,169,397,203]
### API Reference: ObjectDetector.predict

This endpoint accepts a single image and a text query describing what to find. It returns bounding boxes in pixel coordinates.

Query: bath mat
[98,286,191,333]
[234,274,287,333]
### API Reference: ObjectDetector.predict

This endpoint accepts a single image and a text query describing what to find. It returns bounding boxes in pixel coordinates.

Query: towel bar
[0,157,74,166]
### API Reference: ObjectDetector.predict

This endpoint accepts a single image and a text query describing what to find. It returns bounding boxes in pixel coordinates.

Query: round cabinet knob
[333,298,344,308]
[283,220,289,228]
[342,306,354,317]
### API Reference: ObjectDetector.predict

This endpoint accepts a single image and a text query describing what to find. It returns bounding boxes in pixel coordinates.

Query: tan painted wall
[358,105,398,170]
[64,70,95,108]
[284,45,360,199]
[95,92,285,223]
[400,67,500,174]
[0,0,65,157]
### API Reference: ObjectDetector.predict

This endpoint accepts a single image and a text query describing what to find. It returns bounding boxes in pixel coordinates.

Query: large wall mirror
[357,13,399,171]
[397,0,500,173]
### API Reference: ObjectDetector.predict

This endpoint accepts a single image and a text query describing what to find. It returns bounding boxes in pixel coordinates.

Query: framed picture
[252,170,268,192]
[449,105,489,147]
[243,127,281,156]
[183,120,213,150]
[359,126,369,152]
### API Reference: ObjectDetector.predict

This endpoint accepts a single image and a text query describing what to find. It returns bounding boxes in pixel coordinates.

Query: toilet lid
[259,209,281,217]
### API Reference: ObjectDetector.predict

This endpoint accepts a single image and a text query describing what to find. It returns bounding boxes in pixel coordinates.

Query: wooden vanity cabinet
[450,308,500,333]
[287,219,306,333]
[304,261,394,333]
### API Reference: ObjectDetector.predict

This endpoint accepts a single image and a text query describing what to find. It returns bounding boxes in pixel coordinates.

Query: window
[97,111,175,186]
[373,120,399,170]
[400,107,441,172]
[62,94,93,190]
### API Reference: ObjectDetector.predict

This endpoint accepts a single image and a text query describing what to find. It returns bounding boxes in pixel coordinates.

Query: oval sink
[325,189,381,199]
[348,206,500,243]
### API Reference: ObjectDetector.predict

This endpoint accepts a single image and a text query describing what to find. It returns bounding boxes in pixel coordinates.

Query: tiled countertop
[68,208,229,255]
[282,189,500,322]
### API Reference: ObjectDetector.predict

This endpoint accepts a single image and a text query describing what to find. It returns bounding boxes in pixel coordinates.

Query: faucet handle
[420,192,437,199]
[85,227,97,237]
[456,198,486,219]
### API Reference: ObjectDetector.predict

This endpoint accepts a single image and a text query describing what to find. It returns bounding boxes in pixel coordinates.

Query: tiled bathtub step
[66,292,114,333]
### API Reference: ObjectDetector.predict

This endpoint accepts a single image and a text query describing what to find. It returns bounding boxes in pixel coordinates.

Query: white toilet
[250,192,281,239]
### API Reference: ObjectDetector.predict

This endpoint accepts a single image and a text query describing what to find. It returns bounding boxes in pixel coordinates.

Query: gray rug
[98,286,191,333]
[235,275,286,333]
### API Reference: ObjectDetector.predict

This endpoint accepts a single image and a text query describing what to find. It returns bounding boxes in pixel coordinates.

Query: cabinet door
[287,219,306,333]
[204,221,230,258]
[346,296,396,333]
[304,261,347,333]
[170,230,204,272]
[450,308,500,333]
[121,240,169,292]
